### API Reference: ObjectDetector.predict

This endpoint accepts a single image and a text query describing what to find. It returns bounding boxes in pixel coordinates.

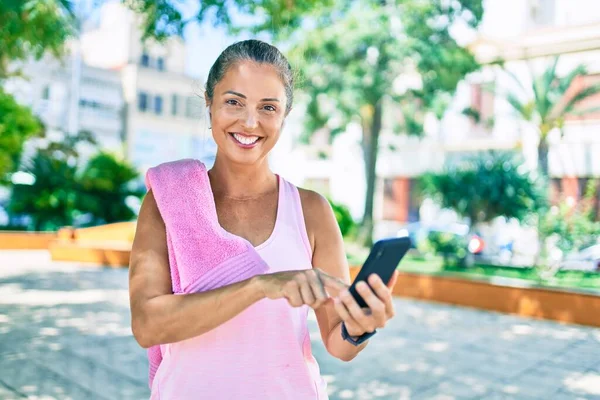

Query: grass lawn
[345,242,600,293]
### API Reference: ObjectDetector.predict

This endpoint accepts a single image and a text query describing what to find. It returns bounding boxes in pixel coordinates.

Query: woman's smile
[229,132,263,148]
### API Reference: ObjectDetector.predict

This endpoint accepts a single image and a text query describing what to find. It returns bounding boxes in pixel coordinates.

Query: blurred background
[1,0,599,399]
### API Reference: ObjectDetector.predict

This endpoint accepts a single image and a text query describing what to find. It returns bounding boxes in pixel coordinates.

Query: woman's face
[207,61,288,166]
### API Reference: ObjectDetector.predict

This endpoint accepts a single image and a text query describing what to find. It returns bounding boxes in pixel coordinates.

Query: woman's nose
[240,109,258,130]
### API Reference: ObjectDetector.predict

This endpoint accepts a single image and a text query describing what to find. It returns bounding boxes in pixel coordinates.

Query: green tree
[77,152,142,225]
[8,152,78,231]
[0,0,74,78]
[419,152,546,226]
[503,56,600,177]
[0,0,74,182]
[0,88,44,183]
[290,0,483,245]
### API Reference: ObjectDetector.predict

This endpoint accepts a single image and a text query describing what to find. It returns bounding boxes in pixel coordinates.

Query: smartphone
[348,237,411,308]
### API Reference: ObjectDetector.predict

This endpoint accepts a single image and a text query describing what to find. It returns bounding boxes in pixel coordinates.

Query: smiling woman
[128,40,399,400]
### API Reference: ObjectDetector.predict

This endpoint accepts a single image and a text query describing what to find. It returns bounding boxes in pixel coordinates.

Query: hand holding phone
[333,237,410,339]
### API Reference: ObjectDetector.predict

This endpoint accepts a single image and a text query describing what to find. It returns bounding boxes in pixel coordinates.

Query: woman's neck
[208,154,276,199]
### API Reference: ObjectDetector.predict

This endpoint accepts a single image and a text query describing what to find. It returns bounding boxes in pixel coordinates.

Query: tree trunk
[358,100,383,248]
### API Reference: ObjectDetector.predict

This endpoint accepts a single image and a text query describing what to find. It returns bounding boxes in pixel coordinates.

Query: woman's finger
[355,281,387,327]
[320,273,349,297]
[284,280,304,307]
[386,270,399,289]
[368,274,395,317]
[333,298,363,336]
[308,270,329,308]
[340,289,376,333]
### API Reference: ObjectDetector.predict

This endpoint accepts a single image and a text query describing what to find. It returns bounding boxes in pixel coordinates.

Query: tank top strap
[275,176,313,261]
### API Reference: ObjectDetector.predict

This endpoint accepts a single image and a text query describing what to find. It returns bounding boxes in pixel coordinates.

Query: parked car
[397,222,485,266]
[560,245,600,272]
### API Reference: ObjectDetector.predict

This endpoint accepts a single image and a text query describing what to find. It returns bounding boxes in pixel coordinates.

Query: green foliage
[426,231,468,267]
[291,1,481,137]
[77,152,142,225]
[461,106,481,123]
[503,56,600,176]
[126,0,336,41]
[539,180,600,254]
[419,152,547,225]
[0,0,74,78]
[0,88,44,182]
[328,197,356,238]
[8,136,141,230]
[9,152,79,231]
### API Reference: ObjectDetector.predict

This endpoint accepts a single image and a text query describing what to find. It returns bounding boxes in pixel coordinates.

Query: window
[141,52,150,67]
[157,57,165,71]
[154,95,163,115]
[138,92,149,112]
[171,94,178,116]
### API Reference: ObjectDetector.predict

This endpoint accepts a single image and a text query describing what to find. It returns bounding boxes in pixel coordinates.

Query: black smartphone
[348,237,411,308]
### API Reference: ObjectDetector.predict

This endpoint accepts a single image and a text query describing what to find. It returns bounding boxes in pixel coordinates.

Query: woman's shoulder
[297,187,338,246]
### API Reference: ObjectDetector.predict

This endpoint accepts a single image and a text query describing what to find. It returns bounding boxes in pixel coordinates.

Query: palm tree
[504,56,600,177]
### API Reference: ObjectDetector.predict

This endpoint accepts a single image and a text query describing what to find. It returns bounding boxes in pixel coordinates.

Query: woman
[129,39,398,399]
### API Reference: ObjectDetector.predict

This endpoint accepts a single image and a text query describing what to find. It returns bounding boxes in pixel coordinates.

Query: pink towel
[143,158,269,388]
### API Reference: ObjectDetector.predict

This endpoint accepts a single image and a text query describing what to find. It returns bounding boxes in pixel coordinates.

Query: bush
[328,198,356,238]
[419,151,546,225]
[77,152,142,225]
[540,181,600,255]
[426,231,469,267]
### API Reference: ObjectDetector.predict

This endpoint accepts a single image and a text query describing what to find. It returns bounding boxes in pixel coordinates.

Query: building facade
[81,2,213,174]
[4,57,125,161]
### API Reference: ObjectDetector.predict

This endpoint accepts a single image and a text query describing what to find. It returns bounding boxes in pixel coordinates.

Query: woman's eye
[226,99,240,106]
[263,105,276,112]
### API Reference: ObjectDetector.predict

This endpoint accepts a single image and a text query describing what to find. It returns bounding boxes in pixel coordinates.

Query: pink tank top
[150,176,329,399]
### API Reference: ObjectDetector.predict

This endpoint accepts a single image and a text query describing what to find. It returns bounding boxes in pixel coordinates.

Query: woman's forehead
[217,62,285,99]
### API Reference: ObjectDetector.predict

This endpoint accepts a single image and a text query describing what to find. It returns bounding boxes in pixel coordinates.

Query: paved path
[0,251,599,400]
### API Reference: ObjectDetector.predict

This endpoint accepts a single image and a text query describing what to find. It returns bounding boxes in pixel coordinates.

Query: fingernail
[357,282,368,290]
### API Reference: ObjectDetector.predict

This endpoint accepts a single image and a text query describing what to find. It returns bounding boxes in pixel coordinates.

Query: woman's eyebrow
[224,90,280,102]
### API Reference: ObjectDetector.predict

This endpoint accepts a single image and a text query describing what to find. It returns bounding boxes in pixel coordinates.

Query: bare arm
[300,190,367,361]
[128,190,265,348]
[300,190,398,362]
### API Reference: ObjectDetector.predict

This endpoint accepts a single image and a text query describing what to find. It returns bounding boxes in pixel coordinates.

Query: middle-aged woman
[129,39,399,399]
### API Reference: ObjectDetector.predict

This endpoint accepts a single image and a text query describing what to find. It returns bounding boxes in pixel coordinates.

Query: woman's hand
[257,269,348,309]
[333,271,399,337]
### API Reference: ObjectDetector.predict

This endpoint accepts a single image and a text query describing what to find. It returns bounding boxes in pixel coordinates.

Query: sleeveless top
[150,175,329,399]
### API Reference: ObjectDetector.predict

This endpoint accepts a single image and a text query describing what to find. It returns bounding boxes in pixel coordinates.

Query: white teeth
[232,133,259,145]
